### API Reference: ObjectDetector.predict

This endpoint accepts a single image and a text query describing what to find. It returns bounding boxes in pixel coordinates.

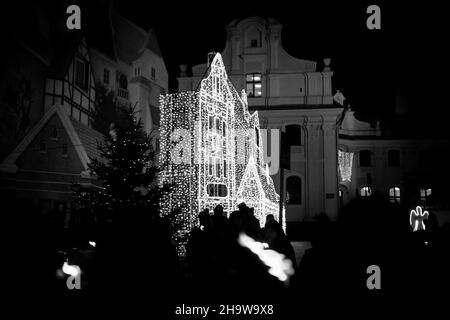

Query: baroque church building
[178,17,450,229]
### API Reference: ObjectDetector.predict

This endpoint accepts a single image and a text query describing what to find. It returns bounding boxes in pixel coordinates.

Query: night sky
[2,1,447,135]
[115,0,448,135]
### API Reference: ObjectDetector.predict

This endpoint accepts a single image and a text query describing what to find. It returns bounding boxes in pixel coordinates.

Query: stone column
[306,120,323,219]
[322,122,339,220]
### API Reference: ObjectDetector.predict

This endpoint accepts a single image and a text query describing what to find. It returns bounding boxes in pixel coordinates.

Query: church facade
[177,17,343,229]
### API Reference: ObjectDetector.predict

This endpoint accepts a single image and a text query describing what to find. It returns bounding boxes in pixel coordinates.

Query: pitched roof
[46,33,83,78]
[112,13,162,63]
[70,118,104,162]
[141,29,162,57]
[0,105,104,174]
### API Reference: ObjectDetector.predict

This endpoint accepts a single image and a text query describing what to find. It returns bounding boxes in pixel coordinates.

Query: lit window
[75,57,88,90]
[39,139,47,153]
[103,69,110,84]
[360,186,372,198]
[388,150,400,167]
[359,150,372,167]
[420,188,432,202]
[246,73,262,97]
[389,187,401,204]
[286,176,301,204]
[207,183,228,197]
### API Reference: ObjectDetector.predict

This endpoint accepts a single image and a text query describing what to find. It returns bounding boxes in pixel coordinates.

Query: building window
[389,187,401,204]
[222,122,226,137]
[208,157,213,175]
[39,139,47,153]
[360,186,372,198]
[359,150,372,167]
[134,67,140,76]
[246,27,262,48]
[208,116,214,130]
[215,118,220,132]
[420,188,432,203]
[223,160,227,177]
[119,74,128,89]
[75,57,88,90]
[155,138,160,153]
[62,143,68,157]
[118,74,128,99]
[207,183,228,197]
[246,73,262,97]
[286,176,301,205]
[103,69,110,85]
[388,150,400,167]
[50,126,58,140]
[216,157,221,178]
[151,67,156,80]
[286,124,301,147]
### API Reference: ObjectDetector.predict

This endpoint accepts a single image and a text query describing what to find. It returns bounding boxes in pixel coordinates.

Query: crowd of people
[5,194,450,316]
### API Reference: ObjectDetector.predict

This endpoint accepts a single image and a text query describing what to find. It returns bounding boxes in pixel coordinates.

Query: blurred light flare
[238,233,294,282]
[62,261,80,278]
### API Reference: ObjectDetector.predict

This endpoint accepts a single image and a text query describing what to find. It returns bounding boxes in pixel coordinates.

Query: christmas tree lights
[160,53,281,247]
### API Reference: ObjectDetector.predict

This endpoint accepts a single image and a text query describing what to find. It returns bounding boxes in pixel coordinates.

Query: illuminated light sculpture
[159,53,281,248]
[338,150,353,182]
[410,206,429,232]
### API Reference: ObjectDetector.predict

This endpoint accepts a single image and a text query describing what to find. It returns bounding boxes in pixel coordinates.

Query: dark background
[116,1,447,122]
[2,0,448,134]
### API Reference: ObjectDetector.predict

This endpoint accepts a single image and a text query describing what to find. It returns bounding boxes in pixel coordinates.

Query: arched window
[286,124,301,147]
[119,74,128,89]
[359,150,372,167]
[388,150,400,167]
[286,176,301,204]
[389,187,401,204]
[245,26,262,48]
[360,186,372,198]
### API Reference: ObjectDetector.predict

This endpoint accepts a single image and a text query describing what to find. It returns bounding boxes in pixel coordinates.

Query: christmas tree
[74,105,166,230]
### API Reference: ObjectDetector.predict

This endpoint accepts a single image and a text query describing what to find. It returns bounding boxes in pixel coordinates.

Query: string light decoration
[159,53,281,248]
[338,150,354,182]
